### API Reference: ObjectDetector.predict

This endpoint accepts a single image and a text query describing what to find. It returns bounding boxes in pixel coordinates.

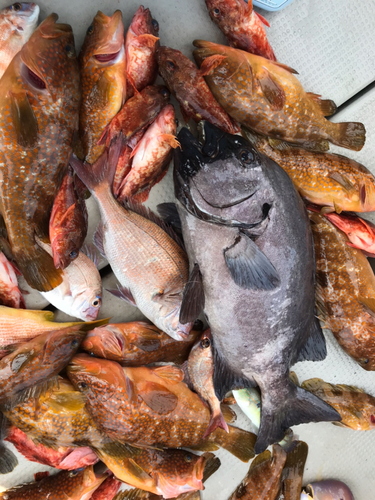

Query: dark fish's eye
[12,3,22,11]
[200,337,211,349]
[87,25,94,35]
[71,339,79,348]
[213,7,220,16]
[167,60,176,70]
[92,296,101,308]
[69,250,78,259]
[151,19,159,31]
[239,150,254,164]
[184,453,192,463]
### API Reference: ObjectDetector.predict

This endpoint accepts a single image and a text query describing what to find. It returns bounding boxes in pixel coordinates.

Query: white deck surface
[1,0,375,498]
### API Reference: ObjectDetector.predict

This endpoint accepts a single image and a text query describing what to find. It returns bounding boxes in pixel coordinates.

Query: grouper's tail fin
[70,137,122,195]
[16,244,63,292]
[210,425,256,463]
[255,381,341,454]
[330,121,366,151]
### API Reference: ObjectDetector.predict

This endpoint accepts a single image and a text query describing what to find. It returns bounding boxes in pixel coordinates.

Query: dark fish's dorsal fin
[9,91,38,148]
[120,199,185,250]
[224,233,280,291]
[157,202,182,234]
[106,286,136,306]
[294,317,326,363]
[179,263,205,324]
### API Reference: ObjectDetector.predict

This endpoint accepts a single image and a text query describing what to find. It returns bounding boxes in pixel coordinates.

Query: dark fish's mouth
[193,177,258,209]
[94,50,121,63]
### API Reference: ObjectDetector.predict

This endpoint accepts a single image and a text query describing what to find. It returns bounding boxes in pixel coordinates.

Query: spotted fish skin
[77,10,126,164]
[193,40,366,152]
[0,14,80,292]
[0,466,108,499]
[246,133,375,213]
[310,211,375,370]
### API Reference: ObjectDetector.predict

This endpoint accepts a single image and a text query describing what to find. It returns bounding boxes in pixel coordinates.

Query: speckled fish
[187,329,228,438]
[96,446,208,499]
[67,354,257,461]
[81,321,201,366]
[322,212,375,257]
[50,166,88,270]
[100,85,170,148]
[5,426,98,470]
[126,6,160,99]
[3,378,109,450]
[0,14,80,292]
[0,306,106,352]
[193,41,366,152]
[301,378,375,431]
[0,465,108,500]
[71,143,193,341]
[0,252,25,308]
[205,0,276,60]
[278,441,308,500]
[92,475,121,500]
[310,211,375,370]
[0,326,85,405]
[38,242,102,321]
[77,10,126,164]
[156,46,239,134]
[0,2,39,79]
[229,444,287,500]
[302,480,354,500]
[175,122,341,454]
[117,104,179,203]
[113,131,144,198]
[245,132,375,213]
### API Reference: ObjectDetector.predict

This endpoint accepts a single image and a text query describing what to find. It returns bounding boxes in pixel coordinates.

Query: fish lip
[192,177,259,209]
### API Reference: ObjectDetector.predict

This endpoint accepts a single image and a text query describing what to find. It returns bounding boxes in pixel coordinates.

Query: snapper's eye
[239,150,254,165]
[12,3,22,11]
[213,7,220,16]
[92,296,101,308]
[69,250,78,259]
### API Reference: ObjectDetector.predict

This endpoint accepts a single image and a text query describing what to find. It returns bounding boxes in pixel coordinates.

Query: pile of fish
[0,0,372,498]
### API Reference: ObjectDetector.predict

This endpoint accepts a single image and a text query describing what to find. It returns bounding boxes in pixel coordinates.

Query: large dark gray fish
[173,122,341,453]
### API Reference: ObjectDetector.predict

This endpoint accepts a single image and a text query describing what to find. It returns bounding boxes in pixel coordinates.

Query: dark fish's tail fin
[255,381,341,454]
[0,445,18,474]
[16,244,63,292]
[331,121,366,151]
[211,425,256,462]
[70,137,122,195]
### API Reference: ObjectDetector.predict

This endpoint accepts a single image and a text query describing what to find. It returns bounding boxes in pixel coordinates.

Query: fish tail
[330,121,366,151]
[254,381,341,454]
[0,444,18,474]
[70,137,123,196]
[203,410,229,439]
[15,244,63,292]
[211,425,256,462]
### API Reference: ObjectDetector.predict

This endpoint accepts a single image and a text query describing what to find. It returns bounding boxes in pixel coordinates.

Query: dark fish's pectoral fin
[0,444,18,474]
[9,91,38,148]
[254,381,341,454]
[224,233,280,291]
[294,317,327,363]
[157,202,182,234]
[179,263,205,324]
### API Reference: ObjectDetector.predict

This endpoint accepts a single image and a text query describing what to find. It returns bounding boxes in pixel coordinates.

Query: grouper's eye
[213,8,220,17]
[239,150,254,165]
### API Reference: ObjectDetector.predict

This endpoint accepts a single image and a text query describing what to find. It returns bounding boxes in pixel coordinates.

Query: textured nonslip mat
[2,0,375,498]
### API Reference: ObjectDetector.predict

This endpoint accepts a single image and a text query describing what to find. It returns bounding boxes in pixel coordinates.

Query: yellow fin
[153,365,185,384]
[272,61,299,74]
[221,404,237,424]
[307,92,337,116]
[256,66,285,110]
[289,371,300,386]
[200,54,227,76]
[0,306,55,322]
[250,449,272,471]
[268,138,292,151]
[328,171,357,194]
[9,91,38,148]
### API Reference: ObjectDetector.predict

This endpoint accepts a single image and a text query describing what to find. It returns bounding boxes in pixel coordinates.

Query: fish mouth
[94,50,122,63]
[192,177,258,209]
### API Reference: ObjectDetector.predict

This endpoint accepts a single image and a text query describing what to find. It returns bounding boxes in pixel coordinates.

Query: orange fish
[49,166,88,270]
[0,2,39,79]
[205,0,276,60]
[117,104,179,203]
[193,40,366,152]
[228,444,287,499]
[77,10,126,164]
[0,252,25,309]
[310,211,375,370]
[245,132,375,213]
[302,378,375,431]
[126,6,160,99]
[67,354,256,462]
[81,321,200,366]
[157,46,239,134]
[0,14,81,292]
[113,131,144,197]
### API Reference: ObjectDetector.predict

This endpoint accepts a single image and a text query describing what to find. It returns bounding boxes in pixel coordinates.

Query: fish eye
[167,60,176,71]
[69,250,78,259]
[200,337,211,349]
[213,7,220,16]
[89,352,95,357]
[78,382,88,390]
[175,118,179,127]
[65,45,75,58]
[184,453,192,463]
[152,19,159,31]
[92,296,101,308]
[87,25,94,35]
[71,339,79,348]
[239,150,254,164]
[12,3,22,11]
[161,88,169,98]
[69,470,79,477]
[364,358,369,364]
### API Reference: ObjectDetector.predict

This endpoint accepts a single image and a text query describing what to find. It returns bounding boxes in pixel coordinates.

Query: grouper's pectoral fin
[9,91,38,148]
[224,232,280,291]
[179,263,205,324]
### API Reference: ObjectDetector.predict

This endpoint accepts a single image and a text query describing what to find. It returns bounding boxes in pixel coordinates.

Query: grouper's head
[174,121,278,230]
